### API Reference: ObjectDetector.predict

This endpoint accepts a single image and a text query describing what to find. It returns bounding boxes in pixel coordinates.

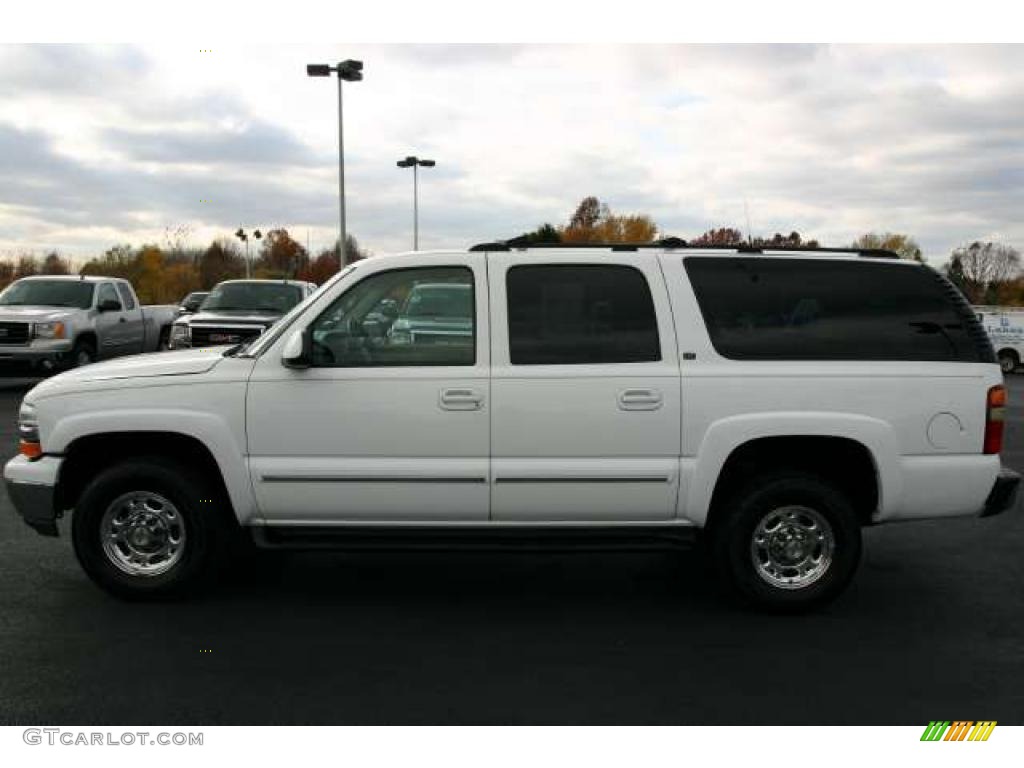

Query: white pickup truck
[4,244,1019,610]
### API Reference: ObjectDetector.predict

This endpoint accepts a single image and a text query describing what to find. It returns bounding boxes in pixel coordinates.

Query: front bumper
[4,454,63,536]
[0,340,73,369]
[981,466,1021,518]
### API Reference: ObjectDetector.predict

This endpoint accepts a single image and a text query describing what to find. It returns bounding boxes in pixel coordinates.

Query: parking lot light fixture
[306,59,364,264]
[396,155,435,250]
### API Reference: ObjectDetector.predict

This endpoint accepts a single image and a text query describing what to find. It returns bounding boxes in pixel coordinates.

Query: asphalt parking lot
[0,374,1022,725]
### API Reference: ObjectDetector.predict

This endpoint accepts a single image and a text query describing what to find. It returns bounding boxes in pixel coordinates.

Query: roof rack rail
[468,240,900,259]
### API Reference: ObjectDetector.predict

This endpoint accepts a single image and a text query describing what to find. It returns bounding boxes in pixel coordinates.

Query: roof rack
[468,238,899,259]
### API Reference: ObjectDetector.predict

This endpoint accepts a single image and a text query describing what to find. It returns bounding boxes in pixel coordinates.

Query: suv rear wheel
[998,350,1018,374]
[708,472,862,612]
[71,457,228,599]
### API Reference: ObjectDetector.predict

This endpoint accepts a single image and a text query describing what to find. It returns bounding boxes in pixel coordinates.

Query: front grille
[190,325,264,347]
[0,322,31,345]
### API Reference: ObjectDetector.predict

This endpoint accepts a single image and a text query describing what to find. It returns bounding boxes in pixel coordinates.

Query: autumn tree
[945,241,1022,304]
[133,245,169,303]
[690,227,746,246]
[510,223,561,246]
[15,254,38,278]
[255,229,308,278]
[569,196,605,230]
[0,260,14,290]
[199,239,246,287]
[752,231,819,249]
[80,244,138,282]
[560,197,659,244]
[341,234,369,266]
[40,251,71,275]
[852,232,923,261]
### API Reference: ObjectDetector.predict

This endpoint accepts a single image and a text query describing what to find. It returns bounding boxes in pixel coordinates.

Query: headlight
[33,321,65,339]
[18,401,41,458]
[170,324,191,347]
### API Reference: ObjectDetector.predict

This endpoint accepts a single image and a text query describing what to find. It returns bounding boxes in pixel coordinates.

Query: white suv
[5,243,1019,611]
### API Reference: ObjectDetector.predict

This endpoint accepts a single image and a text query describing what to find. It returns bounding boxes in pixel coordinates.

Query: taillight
[984,385,1006,455]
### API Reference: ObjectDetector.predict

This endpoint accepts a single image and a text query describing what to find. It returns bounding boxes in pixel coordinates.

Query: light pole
[234,228,262,278]
[396,156,435,251]
[307,59,363,265]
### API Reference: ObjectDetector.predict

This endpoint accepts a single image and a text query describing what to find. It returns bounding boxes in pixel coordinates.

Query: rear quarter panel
[658,253,1003,525]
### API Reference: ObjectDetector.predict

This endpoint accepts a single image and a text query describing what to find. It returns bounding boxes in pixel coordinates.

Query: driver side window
[309,266,475,367]
[97,283,121,309]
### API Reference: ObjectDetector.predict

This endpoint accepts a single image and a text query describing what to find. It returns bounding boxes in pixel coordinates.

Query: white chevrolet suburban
[4,243,1019,610]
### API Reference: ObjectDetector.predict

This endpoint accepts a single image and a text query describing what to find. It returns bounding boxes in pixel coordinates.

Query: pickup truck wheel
[72,458,226,599]
[71,339,96,368]
[998,350,1018,374]
[709,473,861,612]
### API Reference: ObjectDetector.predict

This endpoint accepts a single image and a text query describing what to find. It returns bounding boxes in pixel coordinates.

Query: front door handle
[618,388,663,411]
[440,388,484,411]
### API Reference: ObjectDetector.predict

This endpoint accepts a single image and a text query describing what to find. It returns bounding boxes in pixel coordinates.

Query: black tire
[999,350,1018,375]
[70,338,96,368]
[157,326,171,351]
[707,472,862,612]
[71,457,230,600]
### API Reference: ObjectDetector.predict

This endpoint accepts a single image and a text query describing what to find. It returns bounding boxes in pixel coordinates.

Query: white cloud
[0,44,1022,263]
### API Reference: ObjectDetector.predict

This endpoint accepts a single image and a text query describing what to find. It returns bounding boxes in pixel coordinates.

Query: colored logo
[920,721,996,741]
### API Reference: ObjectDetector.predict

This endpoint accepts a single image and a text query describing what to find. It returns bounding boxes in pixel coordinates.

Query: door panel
[245,255,490,523]
[94,282,130,358]
[488,254,682,521]
[115,283,145,355]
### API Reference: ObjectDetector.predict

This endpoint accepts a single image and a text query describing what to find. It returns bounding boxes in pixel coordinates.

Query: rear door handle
[440,388,484,411]
[618,388,663,410]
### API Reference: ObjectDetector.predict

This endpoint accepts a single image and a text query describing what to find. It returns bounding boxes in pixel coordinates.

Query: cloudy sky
[0,43,1022,265]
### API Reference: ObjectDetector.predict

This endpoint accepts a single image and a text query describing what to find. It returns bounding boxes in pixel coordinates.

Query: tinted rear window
[684,257,988,362]
[507,264,660,365]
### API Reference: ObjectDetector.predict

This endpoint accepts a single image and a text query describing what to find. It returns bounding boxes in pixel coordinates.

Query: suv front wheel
[709,472,862,612]
[72,457,227,599]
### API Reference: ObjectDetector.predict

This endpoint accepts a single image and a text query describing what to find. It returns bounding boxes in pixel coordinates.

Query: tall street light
[306,59,363,264]
[396,155,435,251]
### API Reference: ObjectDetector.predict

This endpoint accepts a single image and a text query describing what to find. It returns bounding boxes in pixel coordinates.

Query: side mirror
[282,328,311,369]
[98,299,122,312]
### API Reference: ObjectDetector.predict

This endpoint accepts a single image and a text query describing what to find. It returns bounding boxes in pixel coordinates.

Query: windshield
[237,265,357,358]
[404,285,472,319]
[0,280,95,309]
[202,282,303,313]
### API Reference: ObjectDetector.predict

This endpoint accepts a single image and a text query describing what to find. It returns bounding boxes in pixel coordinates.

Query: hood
[0,305,79,321]
[186,309,282,326]
[29,348,226,398]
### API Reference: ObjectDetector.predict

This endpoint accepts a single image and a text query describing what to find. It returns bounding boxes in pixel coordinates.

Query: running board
[249,524,700,552]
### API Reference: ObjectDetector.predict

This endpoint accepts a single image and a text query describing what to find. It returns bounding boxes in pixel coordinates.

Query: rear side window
[684,257,990,362]
[507,264,660,365]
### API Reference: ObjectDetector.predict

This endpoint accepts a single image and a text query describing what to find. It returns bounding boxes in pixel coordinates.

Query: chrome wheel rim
[1001,356,1015,373]
[750,505,834,590]
[76,349,93,367]
[100,491,186,577]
